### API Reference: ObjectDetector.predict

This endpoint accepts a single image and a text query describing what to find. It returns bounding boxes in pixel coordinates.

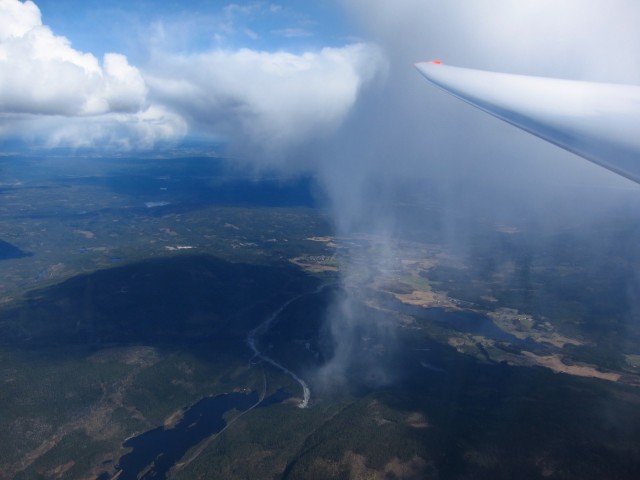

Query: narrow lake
[109,389,287,480]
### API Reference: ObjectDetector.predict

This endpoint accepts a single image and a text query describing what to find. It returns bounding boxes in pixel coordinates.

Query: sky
[3,0,640,385]
[2,0,638,168]
[0,0,373,152]
[2,0,638,182]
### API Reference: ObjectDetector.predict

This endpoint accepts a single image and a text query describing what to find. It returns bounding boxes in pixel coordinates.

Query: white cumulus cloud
[0,0,384,154]
[145,43,386,161]
[0,105,187,151]
[44,105,188,150]
[0,0,146,116]
[0,0,189,150]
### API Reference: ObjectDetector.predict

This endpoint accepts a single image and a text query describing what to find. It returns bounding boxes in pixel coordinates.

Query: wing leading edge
[415,61,640,184]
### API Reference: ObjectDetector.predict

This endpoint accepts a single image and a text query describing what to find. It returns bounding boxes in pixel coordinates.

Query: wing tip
[415,59,442,67]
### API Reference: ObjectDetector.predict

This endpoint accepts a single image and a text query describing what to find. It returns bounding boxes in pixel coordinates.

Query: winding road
[247,284,328,408]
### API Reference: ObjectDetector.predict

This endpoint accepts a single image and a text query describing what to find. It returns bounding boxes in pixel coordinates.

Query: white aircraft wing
[415,61,640,183]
